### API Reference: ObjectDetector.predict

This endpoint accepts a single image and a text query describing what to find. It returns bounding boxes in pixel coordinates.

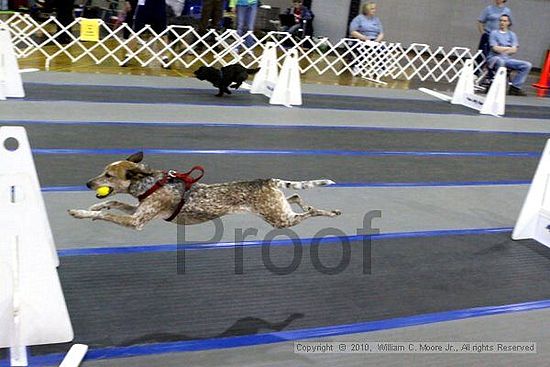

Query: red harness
[138,166,204,222]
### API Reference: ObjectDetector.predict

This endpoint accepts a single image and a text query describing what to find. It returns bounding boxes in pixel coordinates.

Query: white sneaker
[352,65,361,74]
[121,53,132,67]
[161,56,170,69]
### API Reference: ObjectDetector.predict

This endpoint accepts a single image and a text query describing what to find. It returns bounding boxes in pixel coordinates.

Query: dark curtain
[347,0,361,31]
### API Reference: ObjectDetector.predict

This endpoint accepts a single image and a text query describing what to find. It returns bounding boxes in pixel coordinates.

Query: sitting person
[487,14,532,96]
[477,0,512,62]
[349,1,384,42]
[348,2,385,75]
[283,0,313,37]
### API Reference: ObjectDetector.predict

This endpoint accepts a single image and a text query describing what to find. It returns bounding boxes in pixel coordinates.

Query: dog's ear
[126,151,143,163]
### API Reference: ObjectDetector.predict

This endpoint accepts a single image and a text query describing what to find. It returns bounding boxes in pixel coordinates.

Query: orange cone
[533,50,550,89]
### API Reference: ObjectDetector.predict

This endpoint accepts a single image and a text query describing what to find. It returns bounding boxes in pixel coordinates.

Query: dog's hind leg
[231,81,243,89]
[286,193,342,219]
[259,195,341,229]
[286,194,312,212]
[261,208,341,229]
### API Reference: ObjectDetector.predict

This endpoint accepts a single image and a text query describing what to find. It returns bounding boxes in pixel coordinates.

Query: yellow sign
[80,19,100,42]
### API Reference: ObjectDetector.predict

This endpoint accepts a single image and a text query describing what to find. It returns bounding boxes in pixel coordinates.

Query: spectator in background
[0,0,7,11]
[349,1,383,42]
[200,0,224,33]
[283,0,313,37]
[122,0,138,39]
[229,0,258,50]
[52,0,75,43]
[122,0,170,67]
[166,0,185,17]
[478,0,512,60]
[487,14,531,96]
[348,2,385,75]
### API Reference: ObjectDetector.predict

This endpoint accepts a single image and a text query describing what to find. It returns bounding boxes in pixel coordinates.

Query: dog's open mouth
[95,186,113,199]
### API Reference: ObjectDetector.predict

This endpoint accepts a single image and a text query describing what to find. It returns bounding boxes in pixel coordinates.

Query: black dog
[194,64,260,97]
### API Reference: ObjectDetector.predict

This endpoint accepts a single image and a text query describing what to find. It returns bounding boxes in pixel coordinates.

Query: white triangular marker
[451,59,475,105]
[0,29,25,100]
[269,49,302,107]
[419,61,506,117]
[251,42,278,98]
[480,67,507,116]
[59,344,88,367]
[0,126,73,366]
[512,139,550,248]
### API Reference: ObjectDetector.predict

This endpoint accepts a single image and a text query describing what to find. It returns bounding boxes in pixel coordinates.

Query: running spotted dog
[68,152,341,230]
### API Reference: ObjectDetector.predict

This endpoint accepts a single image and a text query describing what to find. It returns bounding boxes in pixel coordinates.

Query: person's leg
[199,0,214,33]
[151,8,171,67]
[244,4,257,48]
[122,6,146,66]
[287,23,300,35]
[210,0,224,31]
[236,5,246,37]
[123,7,135,39]
[504,58,532,89]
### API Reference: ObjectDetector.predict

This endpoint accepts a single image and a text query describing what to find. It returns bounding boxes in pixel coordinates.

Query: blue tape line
[4,298,550,367]
[41,181,530,193]
[32,148,540,158]
[57,227,513,257]
[3,119,550,135]
[42,185,88,192]
[330,180,531,187]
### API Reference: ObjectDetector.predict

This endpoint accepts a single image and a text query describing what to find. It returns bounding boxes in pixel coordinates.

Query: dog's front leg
[68,206,160,230]
[88,200,138,214]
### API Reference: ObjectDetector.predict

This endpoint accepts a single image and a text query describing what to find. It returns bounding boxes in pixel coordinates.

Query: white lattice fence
[0,12,485,83]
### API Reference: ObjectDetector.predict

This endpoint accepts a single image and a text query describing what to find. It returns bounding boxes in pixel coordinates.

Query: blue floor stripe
[330,180,531,187]
[3,119,550,135]
[32,148,539,158]
[57,227,514,257]
[41,181,530,193]
[4,298,549,367]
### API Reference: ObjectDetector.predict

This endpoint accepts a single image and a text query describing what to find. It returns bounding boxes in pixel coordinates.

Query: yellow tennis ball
[96,186,110,197]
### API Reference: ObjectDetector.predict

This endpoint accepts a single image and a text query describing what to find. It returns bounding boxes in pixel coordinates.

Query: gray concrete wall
[308,0,549,67]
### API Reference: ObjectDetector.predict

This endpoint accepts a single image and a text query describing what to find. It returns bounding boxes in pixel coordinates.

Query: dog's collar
[138,166,204,221]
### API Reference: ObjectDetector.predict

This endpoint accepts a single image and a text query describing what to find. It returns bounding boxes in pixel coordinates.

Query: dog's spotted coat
[69,152,341,230]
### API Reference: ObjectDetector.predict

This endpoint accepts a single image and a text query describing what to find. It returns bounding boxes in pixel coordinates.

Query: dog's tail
[247,67,261,75]
[274,179,335,190]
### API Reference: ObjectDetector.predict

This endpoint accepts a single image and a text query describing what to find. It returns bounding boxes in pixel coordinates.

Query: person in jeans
[283,0,313,37]
[487,14,532,96]
[229,0,258,50]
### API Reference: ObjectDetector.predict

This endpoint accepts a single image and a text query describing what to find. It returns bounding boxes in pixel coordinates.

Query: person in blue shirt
[487,14,532,96]
[349,2,384,42]
[478,0,512,59]
[229,0,258,49]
